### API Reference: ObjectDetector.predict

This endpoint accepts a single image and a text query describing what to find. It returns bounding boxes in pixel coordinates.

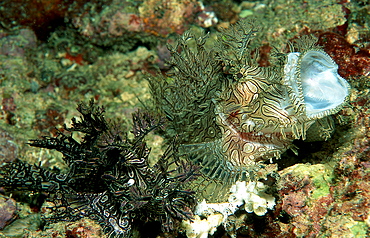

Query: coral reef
[317,32,370,78]
[0,127,18,163]
[0,195,17,230]
[0,28,37,57]
[24,218,104,238]
[0,200,41,238]
[149,19,350,203]
[0,100,198,237]
[276,156,370,237]
[32,104,67,137]
[0,25,161,171]
[0,0,95,41]
[0,0,369,237]
[277,163,335,237]
[233,0,348,49]
[70,0,203,51]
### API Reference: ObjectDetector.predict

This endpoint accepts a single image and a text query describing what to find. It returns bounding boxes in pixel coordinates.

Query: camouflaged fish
[149,20,350,202]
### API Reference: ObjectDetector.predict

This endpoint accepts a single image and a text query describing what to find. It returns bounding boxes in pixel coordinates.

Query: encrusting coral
[0,100,199,237]
[0,17,355,238]
[149,19,350,203]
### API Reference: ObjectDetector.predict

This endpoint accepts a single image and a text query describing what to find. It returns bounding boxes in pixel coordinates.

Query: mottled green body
[150,20,350,202]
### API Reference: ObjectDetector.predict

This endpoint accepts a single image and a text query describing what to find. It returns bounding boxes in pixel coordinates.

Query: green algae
[280,163,335,200]
[349,221,368,237]
[309,164,335,200]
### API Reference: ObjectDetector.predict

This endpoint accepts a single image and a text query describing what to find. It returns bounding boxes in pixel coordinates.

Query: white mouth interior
[300,50,349,117]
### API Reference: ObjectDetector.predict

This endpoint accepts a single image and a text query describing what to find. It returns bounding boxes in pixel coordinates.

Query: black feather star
[0,100,199,237]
